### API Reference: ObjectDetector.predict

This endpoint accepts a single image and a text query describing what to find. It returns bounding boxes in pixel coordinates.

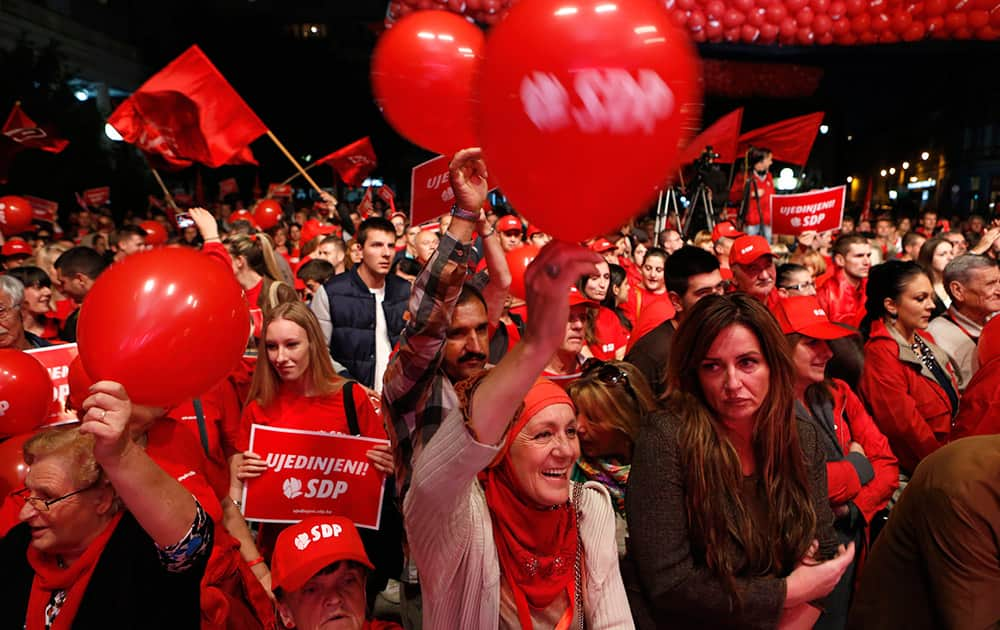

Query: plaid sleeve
[383,232,471,497]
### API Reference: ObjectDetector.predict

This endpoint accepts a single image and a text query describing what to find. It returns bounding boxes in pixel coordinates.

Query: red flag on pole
[106,45,267,169]
[736,112,824,166]
[680,108,743,165]
[315,137,377,187]
[357,186,374,219]
[2,103,69,153]
[82,186,110,207]
[23,195,58,223]
[377,185,396,213]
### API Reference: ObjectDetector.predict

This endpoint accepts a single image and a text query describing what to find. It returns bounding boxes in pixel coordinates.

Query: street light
[819,124,829,135]
[901,161,910,170]
[74,90,88,102]
[846,176,853,183]
[921,151,930,160]
[104,123,123,141]
[880,169,887,177]
[889,167,896,175]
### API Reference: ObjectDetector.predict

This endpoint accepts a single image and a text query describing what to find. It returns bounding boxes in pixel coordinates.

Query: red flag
[860,178,873,222]
[268,183,293,198]
[82,186,110,207]
[377,185,396,213]
[23,195,58,223]
[148,195,165,211]
[107,45,267,169]
[410,155,452,226]
[736,112,824,166]
[357,186,374,219]
[316,137,377,187]
[219,177,239,198]
[680,108,743,165]
[2,103,69,153]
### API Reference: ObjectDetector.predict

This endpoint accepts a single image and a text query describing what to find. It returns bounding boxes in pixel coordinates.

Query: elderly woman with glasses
[568,360,657,557]
[0,381,213,629]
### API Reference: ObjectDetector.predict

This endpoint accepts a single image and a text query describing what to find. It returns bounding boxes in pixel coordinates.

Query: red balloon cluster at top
[387,0,1000,44]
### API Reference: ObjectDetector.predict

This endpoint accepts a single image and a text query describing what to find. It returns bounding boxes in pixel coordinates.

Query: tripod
[654,187,684,243]
[680,182,716,240]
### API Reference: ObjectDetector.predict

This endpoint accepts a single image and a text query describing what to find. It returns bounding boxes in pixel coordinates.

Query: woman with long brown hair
[626,293,853,629]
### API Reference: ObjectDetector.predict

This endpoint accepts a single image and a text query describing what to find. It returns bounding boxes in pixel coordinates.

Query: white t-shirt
[371,285,391,393]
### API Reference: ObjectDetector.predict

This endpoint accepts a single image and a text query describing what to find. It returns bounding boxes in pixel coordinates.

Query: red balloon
[706,18,725,40]
[0,196,34,236]
[817,31,836,43]
[139,220,167,246]
[371,11,483,156]
[723,8,746,27]
[796,7,815,25]
[845,0,866,15]
[813,14,834,33]
[810,0,830,13]
[766,2,788,23]
[505,244,540,301]
[831,15,852,34]
[872,12,891,31]
[253,199,283,230]
[780,16,799,36]
[676,0,696,9]
[858,31,879,43]
[732,0,755,12]
[829,0,847,18]
[67,356,93,414]
[688,8,707,30]
[851,12,872,33]
[968,9,990,28]
[903,20,927,39]
[760,22,781,41]
[671,9,690,26]
[991,6,1000,27]
[879,30,900,42]
[976,25,997,38]
[748,6,767,25]
[797,26,816,43]
[924,0,947,15]
[891,10,914,31]
[0,433,31,498]
[706,0,725,19]
[926,15,945,31]
[77,248,251,407]
[943,11,967,30]
[785,0,809,14]
[478,0,702,243]
[835,30,858,43]
[0,350,53,438]
[741,24,761,41]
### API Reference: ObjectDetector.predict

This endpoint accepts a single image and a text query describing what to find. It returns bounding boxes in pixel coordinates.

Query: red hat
[270,516,373,593]
[497,215,522,233]
[588,238,616,254]
[711,221,744,241]
[2,240,31,257]
[526,224,544,238]
[300,219,338,246]
[729,235,773,267]
[568,286,597,307]
[978,315,1000,365]
[774,296,854,340]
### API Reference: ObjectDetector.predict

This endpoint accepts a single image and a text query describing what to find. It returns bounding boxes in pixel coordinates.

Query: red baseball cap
[270,516,373,593]
[2,240,31,257]
[729,235,773,267]
[526,224,544,238]
[568,286,597,307]
[589,238,616,254]
[497,215,522,233]
[300,219,338,246]
[712,221,744,241]
[774,296,854,340]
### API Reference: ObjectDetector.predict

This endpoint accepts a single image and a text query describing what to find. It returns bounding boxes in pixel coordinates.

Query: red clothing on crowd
[951,356,1000,439]
[52,297,75,324]
[860,320,957,474]
[620,257,642,291]
[589,306,630,360]
[728,170,775,227]
[814,254,835,288]
[622,286,675,329]
[626,300,674,354]
[822,379,899,524]
[816,268,867,329]
[237,382,385,452]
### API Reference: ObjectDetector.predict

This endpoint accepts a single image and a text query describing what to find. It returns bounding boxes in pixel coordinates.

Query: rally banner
[242,425,388,529]
[770,185,846,236]
[410,154,453,226]
[26,343,79,425]
[82,186,110,207]
[268,183,293,198]
[23,195,58,223]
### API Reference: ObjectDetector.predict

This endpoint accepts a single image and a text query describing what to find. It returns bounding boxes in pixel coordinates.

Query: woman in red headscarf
[402,239,633,629]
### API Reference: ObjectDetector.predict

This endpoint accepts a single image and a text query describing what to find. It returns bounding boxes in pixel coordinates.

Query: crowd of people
[0,145,998,629]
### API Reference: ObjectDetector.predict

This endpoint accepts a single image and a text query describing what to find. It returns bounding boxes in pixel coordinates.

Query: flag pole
[266,130,325,195]
[149,167,180,211]
[278,160,322,187]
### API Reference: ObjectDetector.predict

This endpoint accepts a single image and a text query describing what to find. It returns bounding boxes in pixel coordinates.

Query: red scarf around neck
[25,511,123,630]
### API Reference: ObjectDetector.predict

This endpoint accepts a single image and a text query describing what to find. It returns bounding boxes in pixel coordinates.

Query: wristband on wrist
[246,556,266,568]
[450,203,480,222]
[480,225,496,238]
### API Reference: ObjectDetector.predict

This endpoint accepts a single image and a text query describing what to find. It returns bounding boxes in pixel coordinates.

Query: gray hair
[0,275,24,306]
[943,254,998,302]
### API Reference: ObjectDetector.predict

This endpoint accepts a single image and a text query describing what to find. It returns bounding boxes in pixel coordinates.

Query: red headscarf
[481,378,579,629]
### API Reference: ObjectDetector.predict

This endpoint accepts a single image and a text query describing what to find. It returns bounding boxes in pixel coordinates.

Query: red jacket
[822,379,899,523]
[816,268,867,329]
[728,170,774,226]
[951,356,1000,439]
[860,320,957,475]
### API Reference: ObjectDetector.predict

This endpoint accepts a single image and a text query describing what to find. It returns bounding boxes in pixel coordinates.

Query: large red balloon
[0,350,53,437]
[253,199,283,230]
[0,196,34,236]
[372,11,483,156]
[67,355,93,413]
[505,244,540,301]
[140,220,167,246]
[478,0,702,243]
[77,248,251,407]
[0,433,31,497]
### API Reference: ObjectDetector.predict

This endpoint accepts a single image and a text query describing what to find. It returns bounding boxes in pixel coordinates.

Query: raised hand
[448,147,489,214]
[79,381,135,463]
[522,241,602,350]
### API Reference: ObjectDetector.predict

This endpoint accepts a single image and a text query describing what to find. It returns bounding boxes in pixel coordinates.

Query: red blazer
[816,268,867,329]
[951,356,1000,439]
[823,379,899,523]
[860,320,957,475]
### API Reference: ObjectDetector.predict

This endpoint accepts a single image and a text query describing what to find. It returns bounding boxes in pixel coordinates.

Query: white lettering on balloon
[521,69,675,135]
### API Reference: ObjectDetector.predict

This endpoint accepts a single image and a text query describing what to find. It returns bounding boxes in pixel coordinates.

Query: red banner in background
[316,137,377,187]
[736,112,825,166]
[770,186,846,236]
[242,425,388,529]
[2,103,69,153]
[268,183,292,198]
[680,107,743,165]
[27,344,79,425]
[23,195,58,223]
[82,186,110,207]
[410,154,452,226]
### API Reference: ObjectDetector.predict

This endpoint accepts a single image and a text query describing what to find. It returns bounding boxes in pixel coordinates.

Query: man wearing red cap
[1,239,32,270]
[711,221,744,280]
[526,224,550,248]
[495,215,524,252]
[816,234,872,329]
[271,516,400,630]
[729,235,779,308]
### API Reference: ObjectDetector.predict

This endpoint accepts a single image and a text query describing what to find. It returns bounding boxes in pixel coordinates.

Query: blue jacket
[321,268,410,387]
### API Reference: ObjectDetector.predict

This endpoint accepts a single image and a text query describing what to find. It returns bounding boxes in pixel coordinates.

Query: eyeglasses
[778,281,816,292]
[582,359,638,402]
[12,481,100,512]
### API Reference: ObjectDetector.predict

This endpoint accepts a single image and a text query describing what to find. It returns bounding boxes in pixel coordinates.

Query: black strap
[342,381,360,436]
[192,398,211,458]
